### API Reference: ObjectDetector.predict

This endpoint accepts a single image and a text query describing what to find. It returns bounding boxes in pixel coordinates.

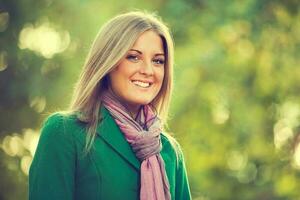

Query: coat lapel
[96,107,141,171]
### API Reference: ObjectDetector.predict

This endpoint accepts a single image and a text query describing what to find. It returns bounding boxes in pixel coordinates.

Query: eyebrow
[129,49,165,56]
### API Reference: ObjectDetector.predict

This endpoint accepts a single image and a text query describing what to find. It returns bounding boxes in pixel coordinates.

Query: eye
[152,58,165,65]
[126,54,139,62]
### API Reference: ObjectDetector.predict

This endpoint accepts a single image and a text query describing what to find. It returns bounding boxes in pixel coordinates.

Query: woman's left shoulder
[161,133,185,161]
[161,133,181,149]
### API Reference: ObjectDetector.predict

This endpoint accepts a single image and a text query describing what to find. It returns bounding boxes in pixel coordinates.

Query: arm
[175,145,192,200]
[29,114,76,200]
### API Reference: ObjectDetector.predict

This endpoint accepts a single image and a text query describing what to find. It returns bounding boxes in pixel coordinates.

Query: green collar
[96,106,141,170]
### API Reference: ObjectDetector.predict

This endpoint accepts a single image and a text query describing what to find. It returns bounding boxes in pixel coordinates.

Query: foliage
[0,0,299,199]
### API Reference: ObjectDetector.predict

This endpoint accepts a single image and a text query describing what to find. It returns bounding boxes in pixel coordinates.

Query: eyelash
[126,55,165,65]
[126,55,139,62]
[153,59,165,65]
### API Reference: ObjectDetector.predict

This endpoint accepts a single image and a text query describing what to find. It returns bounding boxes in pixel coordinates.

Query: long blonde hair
[69,11,175,153]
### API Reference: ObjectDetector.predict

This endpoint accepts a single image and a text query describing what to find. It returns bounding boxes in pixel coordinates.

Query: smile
[131,80,152,88]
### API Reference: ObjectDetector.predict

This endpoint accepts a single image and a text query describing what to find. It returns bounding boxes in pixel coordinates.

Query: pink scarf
[101,90,171,200]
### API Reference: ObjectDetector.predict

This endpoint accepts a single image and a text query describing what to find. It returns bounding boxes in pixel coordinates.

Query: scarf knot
[131,129,162,161]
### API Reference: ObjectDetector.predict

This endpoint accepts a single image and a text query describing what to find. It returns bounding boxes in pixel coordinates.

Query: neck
[125,103,142,119]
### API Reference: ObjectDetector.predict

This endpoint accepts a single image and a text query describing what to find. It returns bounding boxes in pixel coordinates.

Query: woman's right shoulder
[42,112,74,128]
[40,111,84,138]
[42,112,63,128]
[31,112,79,172]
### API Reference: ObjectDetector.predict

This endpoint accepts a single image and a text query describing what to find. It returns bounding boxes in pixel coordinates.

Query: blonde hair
[69,11,175,153]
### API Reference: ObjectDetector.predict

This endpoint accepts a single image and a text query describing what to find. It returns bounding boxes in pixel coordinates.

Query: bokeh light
[18,21,70,58]
[1,0,300,199]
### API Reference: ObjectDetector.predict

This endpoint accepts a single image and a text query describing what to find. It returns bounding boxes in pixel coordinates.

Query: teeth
[132,81,150,88]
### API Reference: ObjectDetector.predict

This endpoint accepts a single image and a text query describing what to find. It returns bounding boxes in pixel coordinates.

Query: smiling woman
[29,11,191,200]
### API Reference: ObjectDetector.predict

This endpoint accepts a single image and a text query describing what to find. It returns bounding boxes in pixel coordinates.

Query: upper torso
[29,107,191,200]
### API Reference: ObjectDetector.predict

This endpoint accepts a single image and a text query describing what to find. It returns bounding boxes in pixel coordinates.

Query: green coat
[29,107,191,200]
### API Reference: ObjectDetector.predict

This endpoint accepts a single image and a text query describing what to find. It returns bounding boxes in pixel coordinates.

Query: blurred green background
[0,0,300,199]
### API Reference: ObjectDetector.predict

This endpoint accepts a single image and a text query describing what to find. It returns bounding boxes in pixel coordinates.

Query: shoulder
[40,113,64,138]
[39,112,83,143]
[30,113,78,182]
[161,133,183,153]
[161,133,185,165]
[42,111,84,131]
[42,113,64,129]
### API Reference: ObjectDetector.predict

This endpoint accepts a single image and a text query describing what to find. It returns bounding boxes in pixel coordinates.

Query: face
[108,30,165,112]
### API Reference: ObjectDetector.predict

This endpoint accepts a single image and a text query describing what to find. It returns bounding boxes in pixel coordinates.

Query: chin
[129,97,154,106]
[132,100,152,106]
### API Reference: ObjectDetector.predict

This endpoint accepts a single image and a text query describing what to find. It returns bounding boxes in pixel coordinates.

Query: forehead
[131,30,164,54]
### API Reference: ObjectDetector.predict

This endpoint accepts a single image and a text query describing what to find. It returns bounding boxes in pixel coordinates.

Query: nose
[139,60,154,76]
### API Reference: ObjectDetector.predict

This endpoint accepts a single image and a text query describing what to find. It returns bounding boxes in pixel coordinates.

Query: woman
[29,11,191,200]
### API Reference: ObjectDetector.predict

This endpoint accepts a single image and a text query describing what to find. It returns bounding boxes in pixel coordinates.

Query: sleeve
[175,144,192,200]
[29,113,76,200]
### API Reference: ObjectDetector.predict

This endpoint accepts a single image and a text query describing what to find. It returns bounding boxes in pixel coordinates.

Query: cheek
[109,67,129,84]
[157,68,165,84]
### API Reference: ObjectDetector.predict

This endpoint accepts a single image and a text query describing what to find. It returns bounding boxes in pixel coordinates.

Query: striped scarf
[101,90,171,200]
